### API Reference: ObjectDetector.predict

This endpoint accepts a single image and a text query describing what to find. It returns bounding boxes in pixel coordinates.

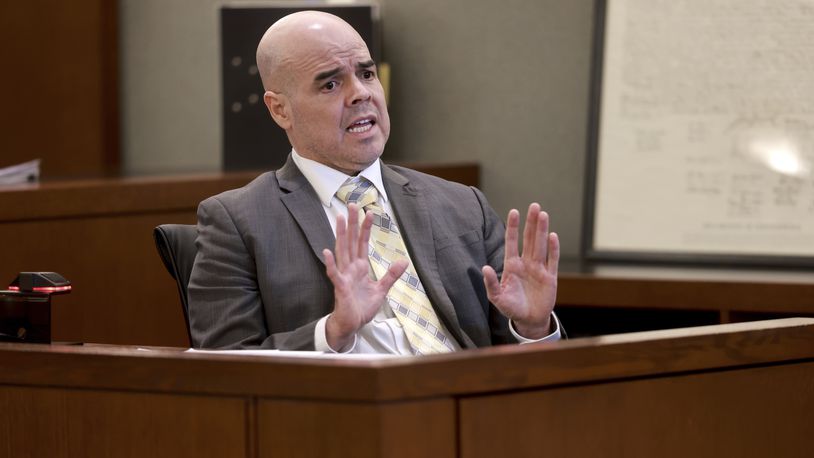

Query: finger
[335,213,348,268]
[522,203,540,260]
[532,211,550,263]
[504,209,520,260]
[323,249,340,283]
[481,265,501,303]
[548,232,560,275]
[377,259,408,292]
[347,203,360,260]
[357,210,373,259]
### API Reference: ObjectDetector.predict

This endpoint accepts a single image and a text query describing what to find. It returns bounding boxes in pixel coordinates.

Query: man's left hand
[482,203,559,340]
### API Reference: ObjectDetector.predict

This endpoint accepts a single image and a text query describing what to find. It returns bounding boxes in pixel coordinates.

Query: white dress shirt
[291,150,560,354]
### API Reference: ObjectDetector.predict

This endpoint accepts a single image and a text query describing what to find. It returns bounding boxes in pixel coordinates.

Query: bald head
[256,11,367,93]
[255,10,389,173]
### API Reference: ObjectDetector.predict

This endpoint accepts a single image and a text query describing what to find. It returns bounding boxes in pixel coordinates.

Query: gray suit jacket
[188,155,515,350]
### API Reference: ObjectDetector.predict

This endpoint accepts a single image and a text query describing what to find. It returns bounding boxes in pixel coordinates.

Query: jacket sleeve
[187,196,319,350]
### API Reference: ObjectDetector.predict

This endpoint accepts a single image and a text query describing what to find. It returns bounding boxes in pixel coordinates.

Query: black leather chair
[153,224,198,344]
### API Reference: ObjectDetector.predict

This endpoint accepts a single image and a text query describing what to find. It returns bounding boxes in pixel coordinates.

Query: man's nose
[347,76,372,105]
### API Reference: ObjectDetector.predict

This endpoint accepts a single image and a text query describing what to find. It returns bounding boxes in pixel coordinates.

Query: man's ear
[264,90,291,130]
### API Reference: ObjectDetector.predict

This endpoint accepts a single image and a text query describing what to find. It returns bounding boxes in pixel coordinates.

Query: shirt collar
[291,149,389,207]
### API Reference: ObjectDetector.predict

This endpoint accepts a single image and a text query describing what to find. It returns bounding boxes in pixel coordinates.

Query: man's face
[273,27,390,174]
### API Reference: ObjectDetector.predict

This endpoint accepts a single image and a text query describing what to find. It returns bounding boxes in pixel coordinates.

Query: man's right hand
[322,203,408,350]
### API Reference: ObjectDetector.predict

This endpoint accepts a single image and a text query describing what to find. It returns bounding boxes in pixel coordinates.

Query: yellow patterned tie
[337,177,456,354]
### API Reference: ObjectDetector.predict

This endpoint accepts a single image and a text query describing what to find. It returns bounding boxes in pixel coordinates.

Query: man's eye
[362,70,375,80]
[324,81,337,91]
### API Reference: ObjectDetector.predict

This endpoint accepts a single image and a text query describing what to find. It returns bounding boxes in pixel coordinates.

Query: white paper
[0,159,41,185]
[594,0,814,257]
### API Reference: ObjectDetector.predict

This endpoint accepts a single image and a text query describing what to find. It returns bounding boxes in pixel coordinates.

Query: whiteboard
[587,0,814,265]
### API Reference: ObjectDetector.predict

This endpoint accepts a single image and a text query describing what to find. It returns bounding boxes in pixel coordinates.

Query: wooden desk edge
[558,266,814,313]
[0,163,479,221]
[1,318,811,402]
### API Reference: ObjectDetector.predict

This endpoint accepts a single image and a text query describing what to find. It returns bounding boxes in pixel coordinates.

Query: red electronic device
[1,272,71,343]
[7,272,72,294]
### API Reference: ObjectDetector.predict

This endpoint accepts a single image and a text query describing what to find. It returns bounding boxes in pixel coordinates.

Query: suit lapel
[276,157,477,349]
[277,156,335,263]
[382,165,476,349]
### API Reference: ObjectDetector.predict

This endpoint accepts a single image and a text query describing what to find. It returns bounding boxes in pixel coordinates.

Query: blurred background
[1,0,593,259]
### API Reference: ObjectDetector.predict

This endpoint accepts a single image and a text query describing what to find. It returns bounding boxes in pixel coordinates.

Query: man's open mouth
[347,118,375,133]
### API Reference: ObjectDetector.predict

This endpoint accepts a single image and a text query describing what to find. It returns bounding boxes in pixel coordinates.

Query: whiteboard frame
[583,0,814,268]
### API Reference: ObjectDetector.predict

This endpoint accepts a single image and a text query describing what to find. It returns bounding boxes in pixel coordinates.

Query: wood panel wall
[0,0,119,177]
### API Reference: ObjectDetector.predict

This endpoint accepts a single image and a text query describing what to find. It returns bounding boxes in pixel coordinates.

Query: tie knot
[336,177,379,208]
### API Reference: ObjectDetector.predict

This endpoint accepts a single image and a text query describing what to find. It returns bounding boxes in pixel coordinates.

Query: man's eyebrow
[314,67,342,82]
[357,60,376,69]
[313,60,376,83]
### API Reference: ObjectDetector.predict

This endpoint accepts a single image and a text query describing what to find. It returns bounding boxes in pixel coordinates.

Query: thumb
[482,265,501,302]
[378,259,409,292]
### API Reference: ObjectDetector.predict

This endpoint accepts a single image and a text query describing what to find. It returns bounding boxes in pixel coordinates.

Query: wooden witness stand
[1,318,813,458]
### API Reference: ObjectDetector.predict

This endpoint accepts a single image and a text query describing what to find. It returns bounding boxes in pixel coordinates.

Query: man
[188,11,561,353]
